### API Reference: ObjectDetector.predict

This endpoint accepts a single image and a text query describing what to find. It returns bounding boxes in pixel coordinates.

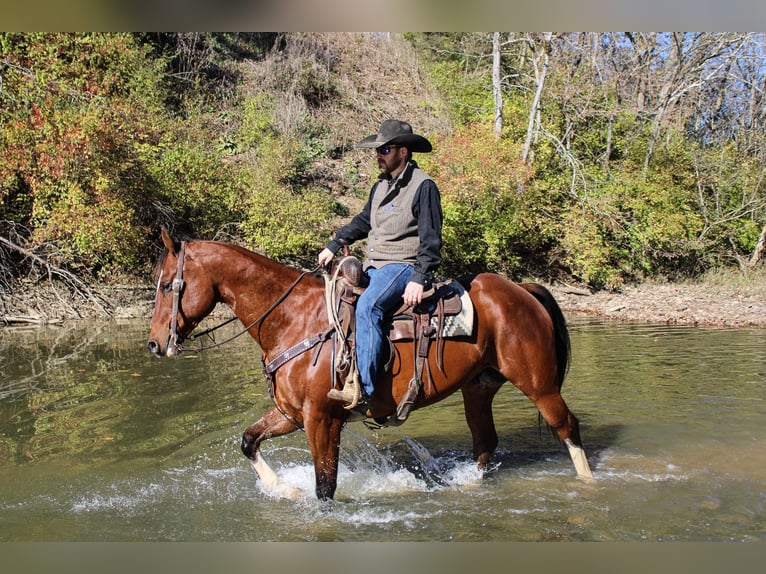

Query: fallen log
[1,314,63,325]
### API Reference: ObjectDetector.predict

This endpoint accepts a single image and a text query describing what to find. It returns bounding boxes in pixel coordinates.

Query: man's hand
[318,248,335,268]
[403,281,424,307]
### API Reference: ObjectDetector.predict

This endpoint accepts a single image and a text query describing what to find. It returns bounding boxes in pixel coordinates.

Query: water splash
[251,430,485,503]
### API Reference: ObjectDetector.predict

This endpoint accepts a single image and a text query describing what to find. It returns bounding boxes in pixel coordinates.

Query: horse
[147,228,593,500]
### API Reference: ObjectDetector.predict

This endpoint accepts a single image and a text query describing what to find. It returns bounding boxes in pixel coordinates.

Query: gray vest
[364,163,430,269]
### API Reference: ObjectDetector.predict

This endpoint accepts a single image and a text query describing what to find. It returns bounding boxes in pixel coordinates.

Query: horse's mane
[152,237,324,288]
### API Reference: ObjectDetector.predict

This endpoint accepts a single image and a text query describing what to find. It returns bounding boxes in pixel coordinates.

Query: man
[318,119,443,413]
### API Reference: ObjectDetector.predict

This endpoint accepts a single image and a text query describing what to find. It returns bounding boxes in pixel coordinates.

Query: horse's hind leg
[535,393,593,479]
[461,370,505,469]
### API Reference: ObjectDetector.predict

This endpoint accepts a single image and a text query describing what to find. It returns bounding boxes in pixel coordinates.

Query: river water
[0,315,764,542]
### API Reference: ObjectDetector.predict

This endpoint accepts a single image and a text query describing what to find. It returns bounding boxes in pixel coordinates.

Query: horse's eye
[160,281,172,292]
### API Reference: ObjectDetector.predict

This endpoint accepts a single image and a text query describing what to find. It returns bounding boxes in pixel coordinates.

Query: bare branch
[0,232,110,322]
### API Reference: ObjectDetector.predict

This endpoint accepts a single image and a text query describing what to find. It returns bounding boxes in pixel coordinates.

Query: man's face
[376,144,409,177]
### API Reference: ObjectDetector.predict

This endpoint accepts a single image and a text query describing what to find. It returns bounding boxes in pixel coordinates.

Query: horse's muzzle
[147,339,162,356]
[147,338,178,357]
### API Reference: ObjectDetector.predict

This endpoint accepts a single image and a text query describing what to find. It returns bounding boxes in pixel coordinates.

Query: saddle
[326,256,472,424]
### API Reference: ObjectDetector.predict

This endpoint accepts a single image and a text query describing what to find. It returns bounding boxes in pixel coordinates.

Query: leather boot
[327,382,360,406]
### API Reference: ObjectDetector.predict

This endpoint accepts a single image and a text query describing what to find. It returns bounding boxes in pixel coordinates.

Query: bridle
[154,241,189,354]
[158,241,316,355]
[167,241,186,353]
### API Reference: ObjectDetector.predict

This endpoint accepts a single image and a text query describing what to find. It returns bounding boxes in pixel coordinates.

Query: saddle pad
[389,281,474,341]
[431,281,474,338]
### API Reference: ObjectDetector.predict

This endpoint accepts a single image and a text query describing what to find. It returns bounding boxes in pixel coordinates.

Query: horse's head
[147,228,218,357]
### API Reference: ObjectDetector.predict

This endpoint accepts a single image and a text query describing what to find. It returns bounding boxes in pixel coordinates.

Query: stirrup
[395,377,420,421]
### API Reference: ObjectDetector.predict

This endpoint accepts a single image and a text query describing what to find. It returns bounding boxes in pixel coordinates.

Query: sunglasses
[376,145,400,156]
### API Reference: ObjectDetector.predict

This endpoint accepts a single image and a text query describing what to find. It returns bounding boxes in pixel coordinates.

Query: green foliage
[686,143,766,265]
[0,33,250,274]
[238,136,335,262]
[558,204,625,288]
[413,34,495,127]
[2,32,765,292]
[430,60,493,126]
[420,123,555,278]
[551,160,707,287]
[238,93,278,150]
[41,183,146,270]
[1,33,168,271]
[144,140,240,237]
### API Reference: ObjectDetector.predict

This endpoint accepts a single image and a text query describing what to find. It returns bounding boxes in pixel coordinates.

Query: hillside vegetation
[2,32,766,319]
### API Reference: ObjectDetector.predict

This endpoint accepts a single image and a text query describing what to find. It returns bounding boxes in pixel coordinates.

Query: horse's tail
[519,283,571,390]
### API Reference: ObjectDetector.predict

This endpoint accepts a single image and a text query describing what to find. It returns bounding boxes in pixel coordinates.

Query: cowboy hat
[355,119,432,153]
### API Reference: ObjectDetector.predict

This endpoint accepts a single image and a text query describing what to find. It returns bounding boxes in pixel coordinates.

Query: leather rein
[161,241,319,355]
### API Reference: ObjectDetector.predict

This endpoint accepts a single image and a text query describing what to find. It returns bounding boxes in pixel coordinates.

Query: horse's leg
[534,393,593,479]
[241,406,298,458]
[461,370,504,468]
[304,413,344,501]
[241,406,302,497]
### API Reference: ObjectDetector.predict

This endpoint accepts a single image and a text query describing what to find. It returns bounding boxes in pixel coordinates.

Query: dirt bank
[548,280,766,328]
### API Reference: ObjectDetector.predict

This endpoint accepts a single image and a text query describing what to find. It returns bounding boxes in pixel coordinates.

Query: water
[1,316,765,541]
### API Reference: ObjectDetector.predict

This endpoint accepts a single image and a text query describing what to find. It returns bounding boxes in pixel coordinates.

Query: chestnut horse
[147,229,593,500]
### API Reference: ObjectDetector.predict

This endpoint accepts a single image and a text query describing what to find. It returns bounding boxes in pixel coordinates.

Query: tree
[750,224,766,266]
[521,33,552,164]
[492,32,502,139]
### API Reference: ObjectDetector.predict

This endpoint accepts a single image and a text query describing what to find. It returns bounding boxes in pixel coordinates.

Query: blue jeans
[355,264,414,398]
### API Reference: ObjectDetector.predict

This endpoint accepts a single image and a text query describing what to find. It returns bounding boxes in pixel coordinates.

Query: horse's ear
[160,227,178,254]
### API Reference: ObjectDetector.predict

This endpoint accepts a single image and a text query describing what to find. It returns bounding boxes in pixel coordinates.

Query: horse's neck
[205,242,319,346]
[211,243,296,314]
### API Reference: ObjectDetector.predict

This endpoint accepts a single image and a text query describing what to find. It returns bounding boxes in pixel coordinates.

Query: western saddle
[326,256,466,424]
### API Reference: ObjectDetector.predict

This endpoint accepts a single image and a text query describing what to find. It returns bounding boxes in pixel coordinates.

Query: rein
[165,241,318,354]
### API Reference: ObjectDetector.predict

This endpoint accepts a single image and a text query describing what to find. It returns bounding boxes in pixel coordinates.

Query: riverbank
[2,270,766,328]
[548,274,766,328]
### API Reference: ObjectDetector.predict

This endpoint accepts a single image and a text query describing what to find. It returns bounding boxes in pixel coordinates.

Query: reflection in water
[0,317,764,541]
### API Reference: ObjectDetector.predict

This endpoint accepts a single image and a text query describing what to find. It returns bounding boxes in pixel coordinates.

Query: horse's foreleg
[461,371,504,469]
[241,406,298,458]
[305,415,344,501]
[241,407,302,496]
[535,394,594,480]
[249,450,279,489]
